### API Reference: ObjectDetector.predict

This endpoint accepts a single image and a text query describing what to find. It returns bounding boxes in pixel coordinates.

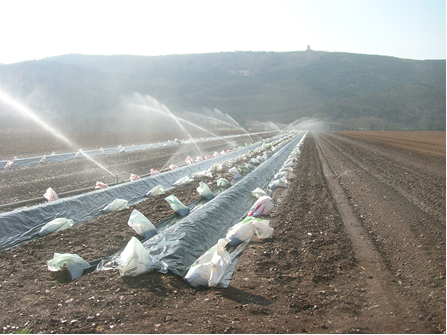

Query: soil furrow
[315,132,445,331]
[319,132,445,224]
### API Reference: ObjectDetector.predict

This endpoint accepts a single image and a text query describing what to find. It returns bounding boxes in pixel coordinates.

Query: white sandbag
[229,166,242,180]
[127,210,157,239]
[151,169,161,175]
[169,164,179,170]
[269,177,288,191]
[40,155,46,164]
[185,156,194,165]
[238,165,249,174]
[130,173,140,181]
[95,181,108,189]
[247,195,274,217]
[193,170,213,179]
[165,195,190,216]
[253,218,274,239]
[173,176,192,186]
[118,237,158,277]
[225,217,256,247]
[39,218,74,236]
[283,159,296,168]
[225,217,273,247]
[245,163,255,171]
[250,158,260,165]
[251,187,267,198]
[4,160,14,169]
[209,163,223,172]
[47,253,90,280]
[216,178,230,188]
[145,184,165,197]
[274,171,288,180]
[44,187,59,202]
[184,238,231,287]
[197,182,214,200]
[280,167,293,173]
[103,199,128,213]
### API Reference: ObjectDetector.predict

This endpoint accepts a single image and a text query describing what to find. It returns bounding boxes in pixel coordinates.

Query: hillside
[0,51,445,131]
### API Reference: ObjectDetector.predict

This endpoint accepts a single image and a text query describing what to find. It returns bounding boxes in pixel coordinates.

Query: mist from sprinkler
[128,100,241,148]
[184,110,254,140]
[0,88,118,182]
[281,118,325,134]
[161,104,205,157]
[222,111,256,142]
[78,149,119,183]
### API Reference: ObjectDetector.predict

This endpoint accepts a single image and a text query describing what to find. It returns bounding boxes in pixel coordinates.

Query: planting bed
[0,131,445,333]
[0,131,269,208]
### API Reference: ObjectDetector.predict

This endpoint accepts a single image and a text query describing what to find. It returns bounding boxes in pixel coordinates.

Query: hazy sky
[0,0,445,64]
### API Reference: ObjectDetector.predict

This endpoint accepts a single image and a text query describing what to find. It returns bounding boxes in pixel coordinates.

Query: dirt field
[337,131,446,157]
[0,131,445,333]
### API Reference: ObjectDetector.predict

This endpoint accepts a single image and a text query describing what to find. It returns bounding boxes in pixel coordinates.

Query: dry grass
[337,131,446,157]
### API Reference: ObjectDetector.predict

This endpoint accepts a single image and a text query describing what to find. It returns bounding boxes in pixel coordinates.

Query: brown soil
[337,131,446,157]
[0,131,445,334]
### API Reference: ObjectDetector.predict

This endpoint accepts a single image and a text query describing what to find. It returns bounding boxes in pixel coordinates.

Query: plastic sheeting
[0,135,283,250]
[126,134,303,281]
[0,131,278,170]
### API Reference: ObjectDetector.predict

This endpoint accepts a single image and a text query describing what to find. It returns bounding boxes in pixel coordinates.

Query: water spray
[79,150,118,183]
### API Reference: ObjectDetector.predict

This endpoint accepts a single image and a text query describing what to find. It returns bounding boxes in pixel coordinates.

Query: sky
[0,0,445,64]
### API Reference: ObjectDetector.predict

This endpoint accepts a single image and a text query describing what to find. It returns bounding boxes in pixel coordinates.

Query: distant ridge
[0,51,444,131]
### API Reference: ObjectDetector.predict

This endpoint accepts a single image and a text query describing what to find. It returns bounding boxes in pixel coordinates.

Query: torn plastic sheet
[0,137,281,250]
[99,134,303,286]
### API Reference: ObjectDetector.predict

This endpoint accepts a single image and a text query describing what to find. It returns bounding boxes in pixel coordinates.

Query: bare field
[337,131,446,157]
[0,131,445,334]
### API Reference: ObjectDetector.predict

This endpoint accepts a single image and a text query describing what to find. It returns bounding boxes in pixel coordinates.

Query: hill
[0,51,445,131]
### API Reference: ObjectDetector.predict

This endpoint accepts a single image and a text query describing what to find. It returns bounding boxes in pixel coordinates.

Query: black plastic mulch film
[94,133,304,287]
[0,133,285,250]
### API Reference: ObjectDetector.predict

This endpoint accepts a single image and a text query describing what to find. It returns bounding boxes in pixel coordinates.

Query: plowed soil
[0,131,445,334]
